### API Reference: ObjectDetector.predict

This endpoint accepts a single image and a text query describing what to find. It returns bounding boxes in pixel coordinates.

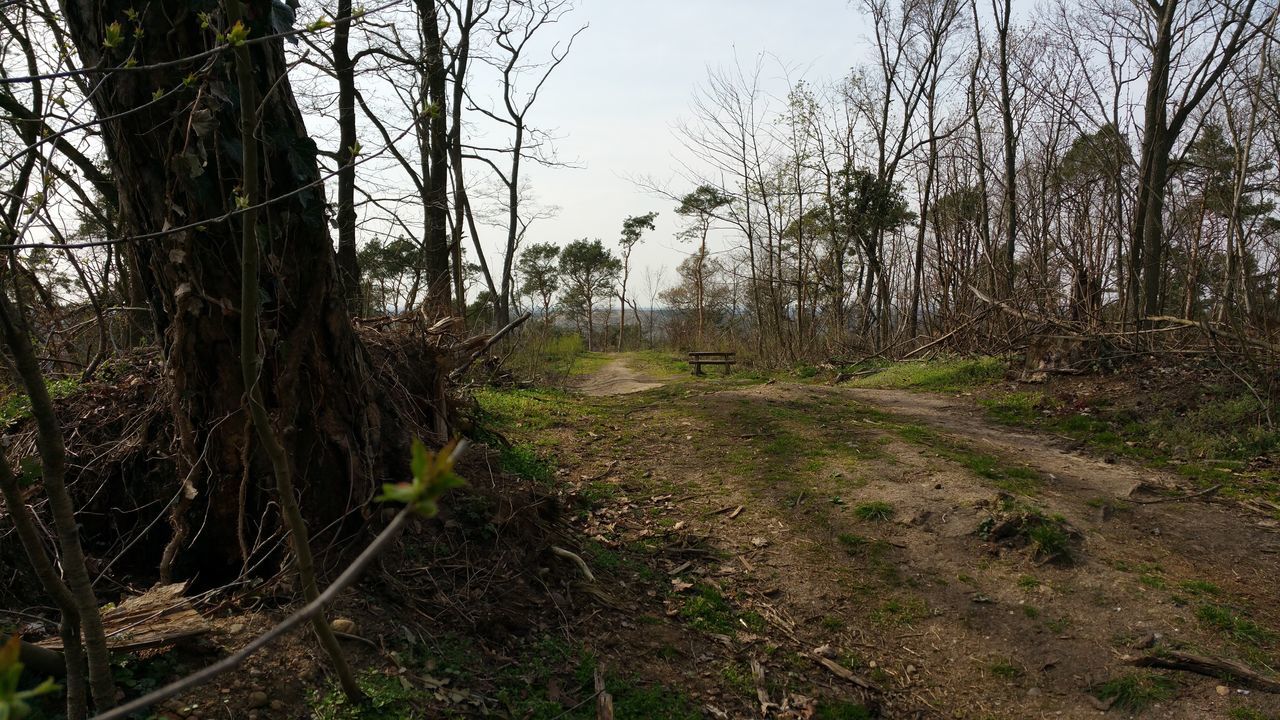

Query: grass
[1196,603,1275,647]
[849,357,1005,392]
[1229,706,1278,720]
[679,584,761,634]
[989,658,1023,680]
[1092,672,1177,712]
[853,501,894,521]
[869,596,928,627]
[982,384,1280,505]
[837,532,888,557]
[896,423,1042,495]
[978,498,1075,563]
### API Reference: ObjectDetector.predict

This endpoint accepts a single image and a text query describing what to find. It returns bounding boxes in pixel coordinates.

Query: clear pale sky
[502,0,868,286]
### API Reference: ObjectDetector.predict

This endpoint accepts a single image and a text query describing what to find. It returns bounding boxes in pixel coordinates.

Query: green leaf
[102,21,125,49]
[225,20,250,46]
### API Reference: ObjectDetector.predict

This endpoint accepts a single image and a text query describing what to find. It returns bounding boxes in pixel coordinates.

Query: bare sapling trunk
[0,286,116,710]
[227,0,361,699]
[0,456,88,720]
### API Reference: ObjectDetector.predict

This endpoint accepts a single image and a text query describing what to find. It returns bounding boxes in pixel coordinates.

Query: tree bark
[58,0,399,576]
[334,0,361,311]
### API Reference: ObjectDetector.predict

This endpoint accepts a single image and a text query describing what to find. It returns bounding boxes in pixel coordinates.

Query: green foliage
[0,637,59,720]
[517,242,562,318]
[102,21,125,48]
[0,379,81,427]
[851,357,1005,392]
[312,670,420,720]
[377,439,465,517]
[853,501,894,521]
[1092,672,1177,712]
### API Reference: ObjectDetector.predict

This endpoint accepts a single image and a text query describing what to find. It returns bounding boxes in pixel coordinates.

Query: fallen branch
[1126,484,1222,505]
[448,312,533,380]
[810,653,884,694]
[1127,650,1280,693]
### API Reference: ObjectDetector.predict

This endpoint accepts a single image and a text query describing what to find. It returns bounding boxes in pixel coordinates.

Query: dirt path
[573,356,665,396]
[540,367,1280,719]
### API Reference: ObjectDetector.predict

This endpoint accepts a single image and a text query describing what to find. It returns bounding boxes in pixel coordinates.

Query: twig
[1126,484,1222,505]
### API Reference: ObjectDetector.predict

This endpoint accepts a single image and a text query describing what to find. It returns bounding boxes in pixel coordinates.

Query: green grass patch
[1091,672,1177,712]
[679,584,759,634]
[989,658,1023,679]
[1196,604,1275,647]
[849,357,1005,392]
[853,501,894,521]
[870,596,928,627]
[895,423,1042,494]
[983,384,1280,505]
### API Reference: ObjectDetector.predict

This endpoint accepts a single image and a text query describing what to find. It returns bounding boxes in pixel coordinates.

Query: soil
[573,358,665,396]
[538,355,1280,718]
[18,354,1280,719]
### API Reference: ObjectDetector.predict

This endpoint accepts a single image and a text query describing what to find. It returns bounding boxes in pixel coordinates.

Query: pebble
[1217,685,1230,696]
[248,690,269,708]
[330,618,357,634]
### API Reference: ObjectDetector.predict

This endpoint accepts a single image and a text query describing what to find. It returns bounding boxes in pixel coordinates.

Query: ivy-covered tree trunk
[59,0,400,576]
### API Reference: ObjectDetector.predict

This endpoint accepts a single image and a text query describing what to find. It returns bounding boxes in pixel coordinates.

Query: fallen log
[1127,650,1280,693]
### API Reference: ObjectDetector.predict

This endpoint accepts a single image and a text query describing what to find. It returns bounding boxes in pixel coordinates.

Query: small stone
[248,691,268,708]
[227,623,245,634]
[330,618,357,634]
[1216,685,1230,696]
[270,700,285,711]
[1027,687,1041,696]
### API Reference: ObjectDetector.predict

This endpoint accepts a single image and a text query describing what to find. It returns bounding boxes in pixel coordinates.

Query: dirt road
[545,356,1280,718]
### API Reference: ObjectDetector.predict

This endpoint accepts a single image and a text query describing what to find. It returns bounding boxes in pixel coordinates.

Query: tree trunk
[335,0,360,310]
[418,0,452,314]
[59,0,401,576]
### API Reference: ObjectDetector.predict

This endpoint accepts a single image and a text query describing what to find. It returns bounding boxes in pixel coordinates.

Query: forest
[1,0,1279,718]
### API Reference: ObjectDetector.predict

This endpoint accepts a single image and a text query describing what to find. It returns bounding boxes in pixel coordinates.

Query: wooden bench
[688,351,735,376]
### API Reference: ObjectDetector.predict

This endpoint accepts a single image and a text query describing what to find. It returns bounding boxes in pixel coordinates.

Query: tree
[558,239,620,350]
[57,0,403,578]
[675,187,730,347]
[467,0,585,326]
[616,212,657,350]
[516,242,561,327]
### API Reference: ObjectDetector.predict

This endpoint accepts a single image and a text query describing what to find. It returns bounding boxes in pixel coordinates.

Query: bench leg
[692,363,703,376]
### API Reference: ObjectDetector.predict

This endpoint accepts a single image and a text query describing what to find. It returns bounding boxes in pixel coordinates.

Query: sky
[496,0,870,288]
